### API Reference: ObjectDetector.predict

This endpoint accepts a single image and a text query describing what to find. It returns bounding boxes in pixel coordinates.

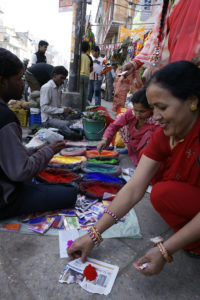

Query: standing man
[31,40,49,65]
[80,41,93,111]
[40,66,72,130]
[88,46,105,106]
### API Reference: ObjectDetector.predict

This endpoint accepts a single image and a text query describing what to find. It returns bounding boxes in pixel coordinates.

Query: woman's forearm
[95,179,143,234]
[95,155,161,234]
[164,212,200,254]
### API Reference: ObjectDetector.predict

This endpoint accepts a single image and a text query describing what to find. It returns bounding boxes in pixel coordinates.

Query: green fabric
[88,158,119,164]
[79,208,141,239]
[0,208,141,238]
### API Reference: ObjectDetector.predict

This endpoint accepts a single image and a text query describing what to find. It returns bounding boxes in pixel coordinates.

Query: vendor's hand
[133,247,166,276]
[49,140,66,154]
[117,62,137,77]
[67,234,94,263]
[35,142,47,151]
[97,139,107,155]
[64,107,73,114]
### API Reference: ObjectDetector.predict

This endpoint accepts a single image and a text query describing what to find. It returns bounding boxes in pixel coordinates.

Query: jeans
[88,80,102,106]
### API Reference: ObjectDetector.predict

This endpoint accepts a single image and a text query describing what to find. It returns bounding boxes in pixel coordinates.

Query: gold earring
[190,104,197,112]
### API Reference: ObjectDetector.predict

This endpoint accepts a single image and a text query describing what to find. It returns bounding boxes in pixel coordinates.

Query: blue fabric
[82,172,126,184]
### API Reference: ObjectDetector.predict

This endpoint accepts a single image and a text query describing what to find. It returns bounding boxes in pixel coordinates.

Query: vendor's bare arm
[95,155,161,234]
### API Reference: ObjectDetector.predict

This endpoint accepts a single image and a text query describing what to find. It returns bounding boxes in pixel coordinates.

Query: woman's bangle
[104,208,119,224]
[150,236,173,263]
[157,242,173,263]
[88,226,103,246]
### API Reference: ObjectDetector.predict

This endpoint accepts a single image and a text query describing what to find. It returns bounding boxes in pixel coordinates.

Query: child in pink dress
[97,88,159,166]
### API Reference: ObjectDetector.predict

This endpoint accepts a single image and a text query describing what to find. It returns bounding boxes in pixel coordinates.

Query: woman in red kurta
[144,117,200,253]
[68,61,200,276]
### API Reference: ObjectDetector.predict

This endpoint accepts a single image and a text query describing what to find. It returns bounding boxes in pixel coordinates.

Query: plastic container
[83,118,105,141]
[10,108,28,127]
[29,112,42,126]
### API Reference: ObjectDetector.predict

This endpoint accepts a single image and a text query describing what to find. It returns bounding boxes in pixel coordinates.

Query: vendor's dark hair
[131,88,151,109]
[52,66,68,77]
[92,45,100,52]
[0,48,23,78]
[82,41,89,53]
[147,61,200,107]
[38,40,49,48]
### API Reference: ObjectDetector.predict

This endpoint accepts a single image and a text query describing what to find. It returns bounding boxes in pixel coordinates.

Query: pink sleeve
[103,109,134,142]
[133,5,162,66]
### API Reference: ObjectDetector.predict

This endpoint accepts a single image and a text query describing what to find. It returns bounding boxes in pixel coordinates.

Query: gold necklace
[170,136,185,149]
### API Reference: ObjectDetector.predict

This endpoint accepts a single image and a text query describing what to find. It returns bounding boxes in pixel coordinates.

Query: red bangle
[150,236,173,263]
[157,242,173,263]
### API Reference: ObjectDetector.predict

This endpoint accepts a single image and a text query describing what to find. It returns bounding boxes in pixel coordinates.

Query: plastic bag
[37,129,64,143]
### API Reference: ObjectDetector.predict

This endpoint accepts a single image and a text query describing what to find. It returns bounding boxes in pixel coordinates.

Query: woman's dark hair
[82,41,89,53]
[0,48,23,78]
[146,61,200,107]
[52,66,68,77]
[158,0,169,43]
[131,87,151,109]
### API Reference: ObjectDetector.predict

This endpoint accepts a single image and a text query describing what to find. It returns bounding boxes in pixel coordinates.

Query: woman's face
[133,103,152,121]
[146,83,197,138]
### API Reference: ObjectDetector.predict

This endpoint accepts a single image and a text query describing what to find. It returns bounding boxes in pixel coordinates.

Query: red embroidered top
[143,117,200,186]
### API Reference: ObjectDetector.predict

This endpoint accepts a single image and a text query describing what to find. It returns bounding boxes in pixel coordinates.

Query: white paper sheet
[58,229,79,258]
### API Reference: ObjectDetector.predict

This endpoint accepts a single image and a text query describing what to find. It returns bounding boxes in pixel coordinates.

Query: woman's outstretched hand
[67,234,94,263]
[117,62,137,77]
[133,247,166,276]
[97,139,107,155]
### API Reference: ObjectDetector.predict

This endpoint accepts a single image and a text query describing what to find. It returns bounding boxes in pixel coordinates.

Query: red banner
[59,0,73,12]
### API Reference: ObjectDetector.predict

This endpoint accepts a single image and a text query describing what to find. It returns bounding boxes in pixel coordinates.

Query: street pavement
[0,100,199,300]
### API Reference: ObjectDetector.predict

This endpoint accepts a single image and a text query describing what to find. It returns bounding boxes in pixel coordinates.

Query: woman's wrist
[151,237,173,263]
[130,60,139,70]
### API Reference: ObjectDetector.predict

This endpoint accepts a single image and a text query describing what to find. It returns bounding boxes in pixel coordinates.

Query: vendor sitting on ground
[0,48,76,220]
[97,88,159,166]
[40,66,73,130]
[68,61,200,276]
